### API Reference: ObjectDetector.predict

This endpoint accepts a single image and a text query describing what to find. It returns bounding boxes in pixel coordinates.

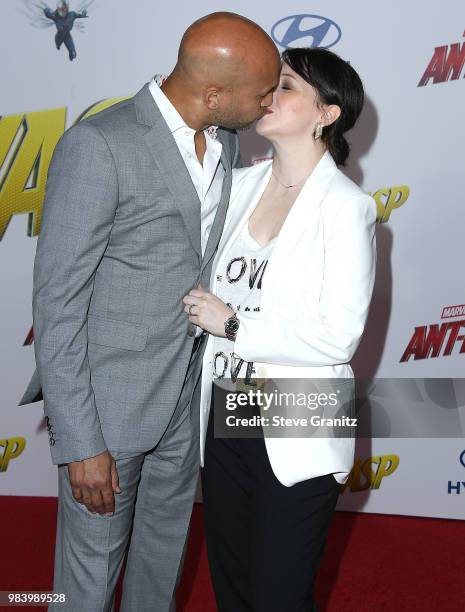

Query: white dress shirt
[148,76,224,256]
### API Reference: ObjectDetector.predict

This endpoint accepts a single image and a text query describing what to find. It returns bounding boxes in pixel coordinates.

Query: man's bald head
[162,12,281,130]
[178,12,279,88]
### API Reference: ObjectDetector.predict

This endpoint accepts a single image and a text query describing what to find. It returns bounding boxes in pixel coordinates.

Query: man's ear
[205,88,220,110]
[322,104,342,127]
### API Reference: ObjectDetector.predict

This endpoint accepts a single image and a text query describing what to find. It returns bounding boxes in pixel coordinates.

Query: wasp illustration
[20,1,95,61]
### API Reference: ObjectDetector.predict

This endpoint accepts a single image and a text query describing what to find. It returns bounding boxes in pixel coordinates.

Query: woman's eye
[280,85,291,90]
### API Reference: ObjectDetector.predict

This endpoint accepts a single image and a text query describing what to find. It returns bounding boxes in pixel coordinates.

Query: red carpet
[0,497,464,611]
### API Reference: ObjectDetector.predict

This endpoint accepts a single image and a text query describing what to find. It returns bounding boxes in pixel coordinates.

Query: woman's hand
[183,286,235,337]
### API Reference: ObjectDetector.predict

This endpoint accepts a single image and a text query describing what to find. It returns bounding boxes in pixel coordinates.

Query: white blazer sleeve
[233,194,377,367]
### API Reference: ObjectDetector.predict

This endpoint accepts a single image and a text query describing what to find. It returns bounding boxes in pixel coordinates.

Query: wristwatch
[224,312,240,341]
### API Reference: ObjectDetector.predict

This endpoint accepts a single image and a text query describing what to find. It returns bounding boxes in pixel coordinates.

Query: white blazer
[200,152,377,486]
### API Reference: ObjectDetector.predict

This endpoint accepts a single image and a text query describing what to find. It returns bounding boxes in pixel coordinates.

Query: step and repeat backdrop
[1,1,464,519]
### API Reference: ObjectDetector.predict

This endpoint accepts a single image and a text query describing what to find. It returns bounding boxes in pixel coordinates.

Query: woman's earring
[314,122,323,140]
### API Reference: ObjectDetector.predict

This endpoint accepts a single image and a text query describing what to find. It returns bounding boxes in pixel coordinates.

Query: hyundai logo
[271,14,342,50]
[460,450,465,468]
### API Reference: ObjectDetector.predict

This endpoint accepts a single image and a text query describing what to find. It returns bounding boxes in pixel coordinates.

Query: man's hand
[183,286,234,337]
[68,450,121,516]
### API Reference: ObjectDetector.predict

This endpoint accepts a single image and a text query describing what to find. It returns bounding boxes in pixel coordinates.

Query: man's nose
[261,92,274,107]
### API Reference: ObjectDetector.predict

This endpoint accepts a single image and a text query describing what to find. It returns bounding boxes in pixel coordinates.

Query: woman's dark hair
[281,47,364,166]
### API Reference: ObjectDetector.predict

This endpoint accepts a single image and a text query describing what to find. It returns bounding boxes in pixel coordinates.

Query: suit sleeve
[233,194,377,366]
[32,122,118,464]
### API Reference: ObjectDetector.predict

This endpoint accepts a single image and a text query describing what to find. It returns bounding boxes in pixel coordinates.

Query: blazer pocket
[87,316,148,351]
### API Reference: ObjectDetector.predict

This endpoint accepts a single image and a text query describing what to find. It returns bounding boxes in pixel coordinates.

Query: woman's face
[256,63,322,141]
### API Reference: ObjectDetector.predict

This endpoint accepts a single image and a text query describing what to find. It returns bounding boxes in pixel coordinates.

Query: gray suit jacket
[20,83,239,465]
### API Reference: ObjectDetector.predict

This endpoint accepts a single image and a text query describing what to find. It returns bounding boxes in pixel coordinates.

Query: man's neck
[161,77,208,132]
[194,131,207,166]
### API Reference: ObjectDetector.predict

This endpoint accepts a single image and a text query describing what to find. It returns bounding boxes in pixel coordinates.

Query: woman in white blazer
[184,48,376,611]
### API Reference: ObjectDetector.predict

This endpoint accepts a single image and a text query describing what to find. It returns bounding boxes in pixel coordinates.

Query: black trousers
[201,412,341,612]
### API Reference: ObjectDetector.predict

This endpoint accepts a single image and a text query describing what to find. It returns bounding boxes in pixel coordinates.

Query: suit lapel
[213,161,273,278]
[143,120,202,258]
[136,84,202,258]
[200,145,232,273]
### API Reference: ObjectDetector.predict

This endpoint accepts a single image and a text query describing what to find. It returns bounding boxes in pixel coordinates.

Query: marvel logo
[442,304,465,319]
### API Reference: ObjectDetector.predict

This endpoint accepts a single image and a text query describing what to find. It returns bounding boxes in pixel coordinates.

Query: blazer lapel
[135,84,202,258]
[269,152,338,260]
[210,153,338,301]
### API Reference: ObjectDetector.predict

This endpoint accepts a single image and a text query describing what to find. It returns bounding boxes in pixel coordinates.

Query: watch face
[229,319,240,332]
[226,317,239,334]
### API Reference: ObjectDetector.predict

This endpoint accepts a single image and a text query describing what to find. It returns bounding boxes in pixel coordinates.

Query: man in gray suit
[21,12,280,611]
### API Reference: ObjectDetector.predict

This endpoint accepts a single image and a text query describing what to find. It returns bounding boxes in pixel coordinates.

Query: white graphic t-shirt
[212,221,276,384]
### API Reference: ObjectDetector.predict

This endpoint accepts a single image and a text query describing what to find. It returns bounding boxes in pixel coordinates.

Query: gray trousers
[50,345,202,612]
